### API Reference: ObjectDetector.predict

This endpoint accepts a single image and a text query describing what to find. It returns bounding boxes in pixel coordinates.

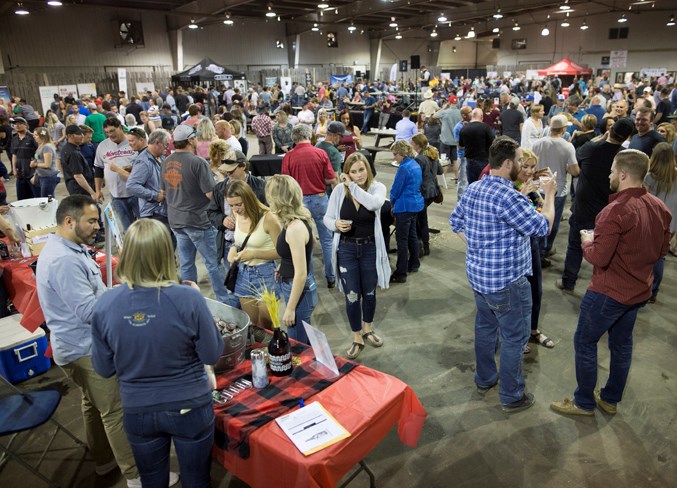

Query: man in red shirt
[251,105,274,155]
[282,124,337,287]
[551,149,671,417]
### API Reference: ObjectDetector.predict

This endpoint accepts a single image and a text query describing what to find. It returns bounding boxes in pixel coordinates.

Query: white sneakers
[127,472,180,488]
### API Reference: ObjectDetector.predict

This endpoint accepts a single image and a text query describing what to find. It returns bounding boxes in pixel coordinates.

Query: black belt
[340,235,375,244]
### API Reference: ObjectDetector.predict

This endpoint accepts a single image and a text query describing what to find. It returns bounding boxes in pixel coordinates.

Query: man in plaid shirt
[450,136,556,413]
[251,105,274,155]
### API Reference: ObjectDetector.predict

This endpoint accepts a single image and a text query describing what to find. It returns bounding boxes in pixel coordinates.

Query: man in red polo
[282,124,337,287]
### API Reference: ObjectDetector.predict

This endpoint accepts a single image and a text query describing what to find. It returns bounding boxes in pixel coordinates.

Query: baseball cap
[524,94,534,102]
[220,150,247,172]
[510,96,521,107]
[66,124,83,135]
[550,114,571,129]
[327,121,348,135]
[643,86,652,93]
[448,94,458,104]
[173,124,200,142]
[557,94,566,101]
[87,103,97,111]
[12,117,27,125]
[610,118,635,141]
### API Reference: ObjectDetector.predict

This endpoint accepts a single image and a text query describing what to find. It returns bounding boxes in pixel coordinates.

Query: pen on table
[299,399,305,408]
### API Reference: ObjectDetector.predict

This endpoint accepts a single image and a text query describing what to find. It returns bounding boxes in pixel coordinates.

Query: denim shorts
[234,261,277,299]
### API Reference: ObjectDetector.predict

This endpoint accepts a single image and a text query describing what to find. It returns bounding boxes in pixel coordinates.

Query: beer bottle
[268,326,292,377]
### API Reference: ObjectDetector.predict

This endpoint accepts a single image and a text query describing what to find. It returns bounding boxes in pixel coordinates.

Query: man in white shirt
[94,118,138,232]
[215,120,243,152]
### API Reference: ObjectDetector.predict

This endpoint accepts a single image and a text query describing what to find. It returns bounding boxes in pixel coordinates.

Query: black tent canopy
[171,57,246,84]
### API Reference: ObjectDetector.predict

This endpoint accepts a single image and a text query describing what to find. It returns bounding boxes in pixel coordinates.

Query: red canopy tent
[538,58,593,76]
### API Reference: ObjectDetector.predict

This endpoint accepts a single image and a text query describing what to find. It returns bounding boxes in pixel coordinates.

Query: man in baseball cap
[172,123,201,142]
[317,121,346,175]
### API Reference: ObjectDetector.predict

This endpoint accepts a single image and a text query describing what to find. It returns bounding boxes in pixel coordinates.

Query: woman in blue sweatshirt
[91,218,222,488]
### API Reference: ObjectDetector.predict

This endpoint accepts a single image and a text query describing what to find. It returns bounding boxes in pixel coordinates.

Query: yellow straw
[256,286,281,329]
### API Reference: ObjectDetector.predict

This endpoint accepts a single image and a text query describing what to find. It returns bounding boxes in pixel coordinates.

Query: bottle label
[269,352,292,372]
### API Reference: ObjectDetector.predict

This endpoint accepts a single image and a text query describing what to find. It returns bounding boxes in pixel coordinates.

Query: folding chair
[0,375,87,487]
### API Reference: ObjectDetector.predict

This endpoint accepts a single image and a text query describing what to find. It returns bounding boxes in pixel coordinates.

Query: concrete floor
[0,134,675,488]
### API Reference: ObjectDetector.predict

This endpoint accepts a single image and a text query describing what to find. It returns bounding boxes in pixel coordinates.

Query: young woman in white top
[323,152,390,359]
[226,179,282,329]
[520,104,544,150]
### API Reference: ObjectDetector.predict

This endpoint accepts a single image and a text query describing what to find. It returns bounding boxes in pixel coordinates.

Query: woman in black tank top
[265,175,317,345]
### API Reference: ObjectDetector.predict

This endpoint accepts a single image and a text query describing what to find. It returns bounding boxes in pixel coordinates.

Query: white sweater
[323,181,391,292]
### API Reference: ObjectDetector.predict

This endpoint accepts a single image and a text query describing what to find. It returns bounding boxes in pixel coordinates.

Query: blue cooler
[0,314,51,384]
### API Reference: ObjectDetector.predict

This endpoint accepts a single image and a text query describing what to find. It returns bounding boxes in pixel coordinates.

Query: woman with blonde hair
[45,111,66,157]
[323,152,389,359]
[315,109,329,142]
[272,110,293,154]
[195,117,219,159]
[226,180,281,329]
[229,119,248,155]
[208,139,232,181]
[265,175,317,344]
[656,122,677,157]
[139,111,156,135]
[29,127,60,197]
[520,104,544,150]
[645,142,677,300]
[389,140,424,283]
[411,133,443,256]
[571,114,597,149]
[91,218,222,488]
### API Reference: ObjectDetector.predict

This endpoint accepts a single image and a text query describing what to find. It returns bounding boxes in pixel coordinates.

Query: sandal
[362,331,384,348]
[346,342,364,359]
[524,344,531,354]
[530,331,555,348]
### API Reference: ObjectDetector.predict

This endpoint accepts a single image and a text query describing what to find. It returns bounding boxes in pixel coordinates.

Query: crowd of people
[0,69,674,485]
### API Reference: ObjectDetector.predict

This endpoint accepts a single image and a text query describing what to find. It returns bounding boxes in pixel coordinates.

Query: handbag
[224,228,254,293]
[433,179,444,204]
[30,172,40,186]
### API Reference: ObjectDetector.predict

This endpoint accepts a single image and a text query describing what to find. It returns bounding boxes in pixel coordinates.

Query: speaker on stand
[410,55,421,110]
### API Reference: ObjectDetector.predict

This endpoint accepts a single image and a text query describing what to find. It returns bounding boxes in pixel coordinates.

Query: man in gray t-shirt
[532,114,580,259]
[161,124,230,303]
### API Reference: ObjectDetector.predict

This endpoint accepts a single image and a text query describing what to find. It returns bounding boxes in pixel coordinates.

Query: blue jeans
[123,401,214,488]
[361,110,374,134]
[562,213,596,290]
[541,195,566,255]
[38,174,60,198]
[573,291,642,411]
[473,277,532,405]
[457,156,468,201]
[652,257,664,299]
[112,196,139,233]
[234,261,277,299]
[337,238,378,332]
[173,226,230,303]
[16,177,40,200]
[393,211,419,279]
[302,194,335,282]
[277,277,318,345]
[466,159,487,185]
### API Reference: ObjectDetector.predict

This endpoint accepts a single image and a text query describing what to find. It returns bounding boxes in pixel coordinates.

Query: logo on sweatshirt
[124,312,156,327]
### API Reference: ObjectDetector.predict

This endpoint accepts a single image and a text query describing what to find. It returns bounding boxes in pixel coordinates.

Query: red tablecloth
[0,251,117,334]
[212,362,427,488]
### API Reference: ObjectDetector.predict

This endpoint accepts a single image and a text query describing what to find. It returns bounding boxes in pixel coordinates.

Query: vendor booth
[538,58,593,77]
[172,57,247,86]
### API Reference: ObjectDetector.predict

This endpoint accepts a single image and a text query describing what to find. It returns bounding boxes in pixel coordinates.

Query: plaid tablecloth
[213,340,356,458]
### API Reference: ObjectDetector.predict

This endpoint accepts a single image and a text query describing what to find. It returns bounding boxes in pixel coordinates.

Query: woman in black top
[411,133,443,256]
[265,175,317,344]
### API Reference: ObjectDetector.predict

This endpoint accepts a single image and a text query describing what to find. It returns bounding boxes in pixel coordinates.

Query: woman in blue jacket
[91,218,223,488]
[389,140,424,283]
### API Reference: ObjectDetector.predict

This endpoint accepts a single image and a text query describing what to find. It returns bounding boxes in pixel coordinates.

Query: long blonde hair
[46,112,59,131]
[209,139,232,169]
[648,142,676,196]
[116,219,179,288]
[226,179,268,230]
[264,175,313,228]
[197,118,217,141]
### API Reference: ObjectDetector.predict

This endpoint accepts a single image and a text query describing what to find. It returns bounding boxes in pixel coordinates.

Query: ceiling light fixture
[467,26,475,38]
[266,5,276,18]
[188,18,198,29]
[541,26,550,36]
[561,12,570,27]
[317,2,329,8]
[438,14,447,22]
[15,2,29,14]
[47,1,63,6]
[395,32,402,39]
[312,23,319,31]
[430,29,438,37]
[223,14,233,25]
[348,22,357,32]
[389,17,398,27]
[493,10,503,19]
[455,33,462,40]
[512,20,520,31]
[668,15,675,26]
[618,13,627,23]
[580,20,589,30]
[560,1,571,11]
[492,27,499,33]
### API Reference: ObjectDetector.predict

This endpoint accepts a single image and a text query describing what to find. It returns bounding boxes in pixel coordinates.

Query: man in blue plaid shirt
[450,136,557,413]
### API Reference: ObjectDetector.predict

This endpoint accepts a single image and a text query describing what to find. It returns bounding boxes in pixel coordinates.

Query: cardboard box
[24,226,57,256]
